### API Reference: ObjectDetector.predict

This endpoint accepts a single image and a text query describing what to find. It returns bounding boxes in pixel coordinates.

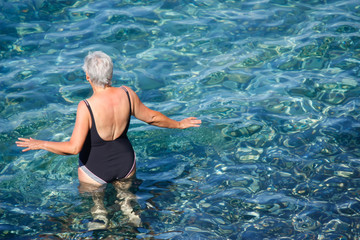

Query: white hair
[82,51,113,87]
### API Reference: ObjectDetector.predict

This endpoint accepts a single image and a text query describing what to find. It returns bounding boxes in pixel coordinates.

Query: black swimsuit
[79,87,135,184]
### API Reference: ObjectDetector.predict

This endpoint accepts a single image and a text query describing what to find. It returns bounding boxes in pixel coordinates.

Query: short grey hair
[82,51,113,87]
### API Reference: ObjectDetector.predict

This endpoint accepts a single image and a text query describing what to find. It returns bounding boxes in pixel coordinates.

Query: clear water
[1,0,360,239]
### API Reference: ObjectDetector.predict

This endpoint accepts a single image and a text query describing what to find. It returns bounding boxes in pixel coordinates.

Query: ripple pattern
[1,0,360,239]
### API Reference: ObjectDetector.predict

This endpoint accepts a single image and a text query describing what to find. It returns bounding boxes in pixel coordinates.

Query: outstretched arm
[16,101,90,154]
[123,86,201,129]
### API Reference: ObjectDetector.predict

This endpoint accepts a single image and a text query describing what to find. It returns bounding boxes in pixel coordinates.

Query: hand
[179,117,202,129]
[16,138,43,152]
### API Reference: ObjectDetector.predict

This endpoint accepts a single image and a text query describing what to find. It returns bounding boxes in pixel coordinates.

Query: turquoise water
[1,0,360,238]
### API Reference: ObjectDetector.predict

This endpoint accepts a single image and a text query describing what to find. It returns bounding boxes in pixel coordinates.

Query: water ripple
[1,0,360,239]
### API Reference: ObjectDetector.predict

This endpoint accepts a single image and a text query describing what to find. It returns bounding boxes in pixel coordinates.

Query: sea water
[1,0,360,239]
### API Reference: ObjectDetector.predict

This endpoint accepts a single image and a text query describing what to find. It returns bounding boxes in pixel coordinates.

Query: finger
[18,138,30,142]
[16,142,26,147]
[190,118,201,122]
[22,148,31,152]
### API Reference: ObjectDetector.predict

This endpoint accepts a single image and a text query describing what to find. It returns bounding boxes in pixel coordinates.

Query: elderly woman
[16,51,201,186]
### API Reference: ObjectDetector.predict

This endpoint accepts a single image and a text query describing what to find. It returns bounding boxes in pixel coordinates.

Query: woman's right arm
[16,101,90,155]
[123,86,201,129]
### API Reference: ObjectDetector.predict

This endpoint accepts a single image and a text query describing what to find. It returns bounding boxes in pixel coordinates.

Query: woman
[16,51,201,187]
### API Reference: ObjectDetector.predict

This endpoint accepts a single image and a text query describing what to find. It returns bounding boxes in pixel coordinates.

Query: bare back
[86,86,131,141]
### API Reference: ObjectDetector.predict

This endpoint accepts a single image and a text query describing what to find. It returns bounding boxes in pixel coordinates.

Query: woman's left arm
[16,101,90,155]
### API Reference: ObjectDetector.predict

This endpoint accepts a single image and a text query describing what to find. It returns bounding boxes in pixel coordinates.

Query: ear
[86,72,90,81]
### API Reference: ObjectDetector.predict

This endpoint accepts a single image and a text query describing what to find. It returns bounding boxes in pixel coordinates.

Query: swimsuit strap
[83,99,105,142]
[120,86,132,116]
[83,99,95,126]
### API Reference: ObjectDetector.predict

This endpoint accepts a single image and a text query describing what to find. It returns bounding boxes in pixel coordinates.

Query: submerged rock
[229,124,263,138]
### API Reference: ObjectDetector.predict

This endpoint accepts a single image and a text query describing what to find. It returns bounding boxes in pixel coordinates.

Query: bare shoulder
[120,85,135,94]
[76,100,89,115]
[120,85,139,100]
[77,100,87,109]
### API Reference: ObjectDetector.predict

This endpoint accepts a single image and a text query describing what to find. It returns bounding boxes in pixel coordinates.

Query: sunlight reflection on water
[1,0,360,239]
